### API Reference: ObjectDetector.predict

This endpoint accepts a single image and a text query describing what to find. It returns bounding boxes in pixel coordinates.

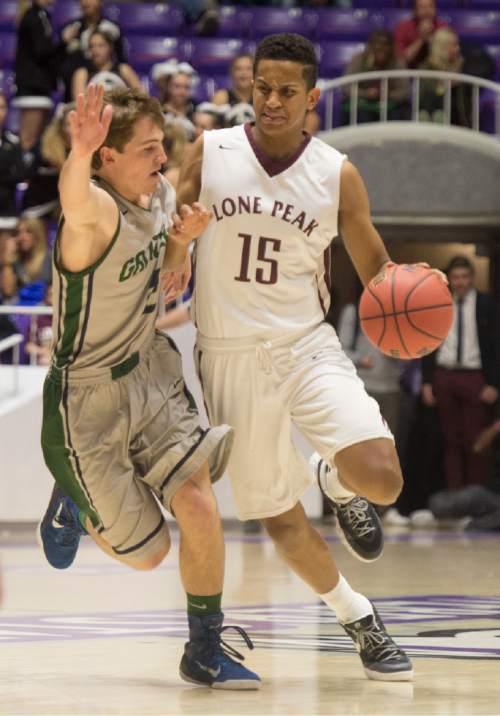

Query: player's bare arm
[338,161,391,286]
[58,85,119,273]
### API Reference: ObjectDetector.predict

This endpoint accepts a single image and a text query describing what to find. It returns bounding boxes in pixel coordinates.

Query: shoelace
[54,505,80,547]
[351,621,403,662]
[339,499,376,537]
[209,624,255,662]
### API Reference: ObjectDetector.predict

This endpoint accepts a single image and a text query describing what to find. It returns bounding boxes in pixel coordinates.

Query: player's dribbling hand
[169,203,211,245]
[68,84,113,158]
[409,262,449,286]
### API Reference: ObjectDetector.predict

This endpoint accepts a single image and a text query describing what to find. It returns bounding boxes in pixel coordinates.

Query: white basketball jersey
[194,123,346,339]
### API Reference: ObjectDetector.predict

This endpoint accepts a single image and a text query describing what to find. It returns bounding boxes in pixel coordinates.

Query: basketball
[359,263,453,359]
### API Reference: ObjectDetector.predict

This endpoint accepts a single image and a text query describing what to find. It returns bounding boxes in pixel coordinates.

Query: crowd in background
[0,0,499,528]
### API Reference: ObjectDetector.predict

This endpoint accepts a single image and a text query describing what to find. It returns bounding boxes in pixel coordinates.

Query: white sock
[323,461,355,504]
[319,574,373,624]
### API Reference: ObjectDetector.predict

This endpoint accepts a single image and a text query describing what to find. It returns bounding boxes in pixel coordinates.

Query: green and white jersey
[51,174,174,377]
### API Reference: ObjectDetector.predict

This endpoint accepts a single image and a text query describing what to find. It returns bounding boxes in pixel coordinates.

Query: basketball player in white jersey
[175,33,425,681]
[37,85,260,690]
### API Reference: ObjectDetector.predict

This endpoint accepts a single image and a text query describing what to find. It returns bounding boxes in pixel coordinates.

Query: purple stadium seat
[248,8,318,40]
[188,38,254,74]
[315,9,375,41]
[319,41,365,77]
[51,0,81,29]
[369,8,411,32]
[107,3,183,36]
[216,6,252,38]
[0,33,16,69]
[126,36,188,72]
[444,10,500,43]
[0,1,18,32]
[470,0,500,8]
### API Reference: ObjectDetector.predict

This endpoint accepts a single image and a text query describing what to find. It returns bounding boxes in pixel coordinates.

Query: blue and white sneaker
[37,483,86,569]
[180,612,261,690]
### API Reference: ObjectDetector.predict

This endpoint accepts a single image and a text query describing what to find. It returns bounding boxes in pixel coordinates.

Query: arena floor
[1,524,499,716]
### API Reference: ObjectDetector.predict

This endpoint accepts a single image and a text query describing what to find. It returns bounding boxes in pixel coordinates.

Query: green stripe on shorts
[41,376,100,528]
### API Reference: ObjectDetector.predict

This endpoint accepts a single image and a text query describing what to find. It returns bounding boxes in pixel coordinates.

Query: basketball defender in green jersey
[38,85,261,690]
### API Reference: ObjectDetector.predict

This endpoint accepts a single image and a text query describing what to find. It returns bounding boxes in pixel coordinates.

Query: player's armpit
[338,161,390,287]
[176,134,204,207]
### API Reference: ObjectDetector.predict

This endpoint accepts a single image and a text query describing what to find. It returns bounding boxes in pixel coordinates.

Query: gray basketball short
[41,331,233,563]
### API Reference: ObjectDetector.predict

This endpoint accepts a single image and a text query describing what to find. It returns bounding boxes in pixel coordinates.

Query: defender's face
[449,267,474,299]
[107,117,167,196]
[253,60,317,136]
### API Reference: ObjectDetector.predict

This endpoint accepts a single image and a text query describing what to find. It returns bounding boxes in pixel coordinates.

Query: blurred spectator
[341,30,409,125]
[0,218,51,300]
[182,0,220,36]
[422,255,498,489]
[72,30,143,99]
[153,61,197,140]
[25,282,53,366]
[394,0,447,69]
[162,121,188,189]
[0,93,24,231]
[13,0,59,151]
[192,102,225,137]
[429,485,500,531]
[420,29,495,127]
[0,231,20,362]
[59,0,125,102]
[21,103,73,219]
[213,54,254,108]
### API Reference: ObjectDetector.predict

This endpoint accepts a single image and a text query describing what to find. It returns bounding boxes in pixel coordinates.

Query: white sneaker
[410,509,438,529]
[382,508,411,527]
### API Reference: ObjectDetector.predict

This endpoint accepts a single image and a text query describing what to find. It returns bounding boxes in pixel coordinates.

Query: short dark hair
[446,255,475,275]
[253,33,318,90]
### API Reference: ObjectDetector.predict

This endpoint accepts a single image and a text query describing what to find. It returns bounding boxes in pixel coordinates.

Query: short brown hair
[92,88,165,170]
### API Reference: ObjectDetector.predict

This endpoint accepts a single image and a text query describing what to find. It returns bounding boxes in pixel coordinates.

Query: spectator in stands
[420,29,495,127]
[0,218,51,300]
[341,30,409,125]
[21,103,73,219]
[192,103,225,137]
[162,122,188,189]
[394,0,447,69]
[153,61,198,140]
[422,255,498,490]
[25,282,53,366]
[72,30,143,100]
[213,54,254,108]
[59,0,125,102]
[182,0,220,37]
[13,0,59,151]
[0,93,24,233]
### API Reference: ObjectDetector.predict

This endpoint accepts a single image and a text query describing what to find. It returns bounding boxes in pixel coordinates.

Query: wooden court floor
[1,524,499,716]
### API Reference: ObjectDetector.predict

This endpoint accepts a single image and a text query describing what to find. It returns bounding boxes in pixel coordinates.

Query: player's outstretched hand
[68,84,113,159]
[169,203,211,245]
[161,252,192,304]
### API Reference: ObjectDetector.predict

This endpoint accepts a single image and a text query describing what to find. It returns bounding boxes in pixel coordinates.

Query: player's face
[253,60,318,137]
[448,267,474,298]
[110,117,167,196]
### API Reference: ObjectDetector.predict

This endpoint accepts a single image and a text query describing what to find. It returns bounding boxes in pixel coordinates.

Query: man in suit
[422,255,498,489]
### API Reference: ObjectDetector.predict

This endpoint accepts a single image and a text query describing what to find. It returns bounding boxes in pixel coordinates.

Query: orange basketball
[359,263,453,359]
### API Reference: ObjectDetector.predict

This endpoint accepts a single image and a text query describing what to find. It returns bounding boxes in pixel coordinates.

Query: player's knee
[263,513,307,553]
[125,539,170,571]
[173,478,218,527]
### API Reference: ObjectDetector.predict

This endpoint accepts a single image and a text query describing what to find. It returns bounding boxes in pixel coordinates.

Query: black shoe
[341,606,413,681]
[311,453,383,562]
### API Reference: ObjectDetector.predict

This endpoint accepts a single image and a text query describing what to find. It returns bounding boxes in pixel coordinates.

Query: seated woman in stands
[0,218,51,301]
[153,60,198,140]
[212,53,254,108]
[71,30,143,99]
[341,30,410,125]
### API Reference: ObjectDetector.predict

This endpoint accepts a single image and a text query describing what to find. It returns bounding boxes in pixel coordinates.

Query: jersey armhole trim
[54,211,122,280]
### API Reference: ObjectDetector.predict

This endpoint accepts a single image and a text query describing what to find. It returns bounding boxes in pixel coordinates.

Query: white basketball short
[195,322,393,520]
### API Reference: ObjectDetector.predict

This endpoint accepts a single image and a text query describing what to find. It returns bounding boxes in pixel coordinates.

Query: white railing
[0,305,52,367]
[318,69,500,135]
[0,333,23,395]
